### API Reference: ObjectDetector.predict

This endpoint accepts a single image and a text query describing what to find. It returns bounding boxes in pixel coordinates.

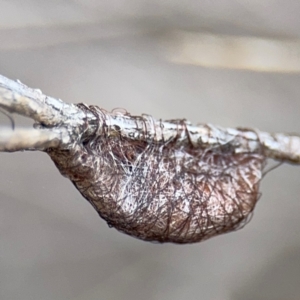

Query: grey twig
[1,74,299,162]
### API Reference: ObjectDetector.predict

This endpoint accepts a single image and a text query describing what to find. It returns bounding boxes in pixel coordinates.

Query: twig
[1,74,299,162]
[0,128,64,152]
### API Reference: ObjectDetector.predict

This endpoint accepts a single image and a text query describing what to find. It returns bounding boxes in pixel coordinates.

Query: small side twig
[0,128,65,152]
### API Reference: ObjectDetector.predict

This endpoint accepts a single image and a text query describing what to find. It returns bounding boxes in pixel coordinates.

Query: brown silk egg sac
[47,115,265,244]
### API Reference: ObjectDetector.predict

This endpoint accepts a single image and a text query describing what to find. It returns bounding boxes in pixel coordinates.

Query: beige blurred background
[1,1,300,300]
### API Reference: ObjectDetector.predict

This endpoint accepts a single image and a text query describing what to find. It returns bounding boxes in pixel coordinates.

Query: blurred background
[1,1,300,299]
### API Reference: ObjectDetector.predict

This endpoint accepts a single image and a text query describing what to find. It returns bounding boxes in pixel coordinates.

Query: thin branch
[0,74,299,163]
[0,127,67,152]
[0,75,96,149]
[0,75,64,125]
